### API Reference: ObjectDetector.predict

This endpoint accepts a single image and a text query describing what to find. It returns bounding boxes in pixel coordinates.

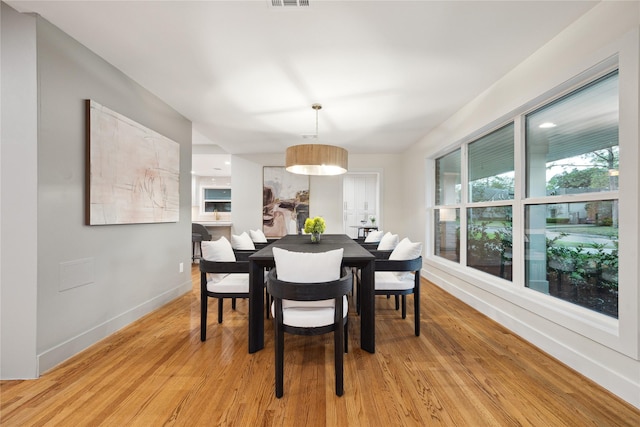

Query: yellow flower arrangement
[304,216,326,235]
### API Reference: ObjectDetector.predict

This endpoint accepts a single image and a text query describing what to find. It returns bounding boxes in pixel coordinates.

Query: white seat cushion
[272,247,343,283]
[364,229,384,243]
[231,232,255,250]
[202,236,236,283]
[249,228,268,243]
[202,236,236,262]
[389,238,423,260]
[207,273,249,294]
[271,247,346,325]
[271,295,348,328]
[377,232,399,250]
[375,271,415,291]
[389,238,423,279]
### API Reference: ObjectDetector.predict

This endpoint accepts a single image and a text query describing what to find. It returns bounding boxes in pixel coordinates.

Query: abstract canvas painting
[86,100,180,225]
[263,167,309,237]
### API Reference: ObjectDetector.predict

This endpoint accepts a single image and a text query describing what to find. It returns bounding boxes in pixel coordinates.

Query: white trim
[422,265,639,408]
[37,281,192,374]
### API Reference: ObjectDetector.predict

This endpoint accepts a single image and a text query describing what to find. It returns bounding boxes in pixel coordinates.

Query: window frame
[429,61,623,340]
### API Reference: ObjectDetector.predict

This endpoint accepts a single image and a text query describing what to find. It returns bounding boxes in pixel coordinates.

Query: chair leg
[334,300,344,397]
[414,284,420,337]
[344,320,349,354]
[401,295,407,319]
[275,302,284,398]
[201,293,208,341]
[218,298,224,323]
[356,280,360,315]
[394,295,400,310]
[232,298,237,310]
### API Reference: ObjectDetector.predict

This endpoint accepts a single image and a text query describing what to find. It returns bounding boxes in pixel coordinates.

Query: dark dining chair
[373,256,422,336]
[266,247,351,398]
[356,238,423,336]
[199,237,248,341]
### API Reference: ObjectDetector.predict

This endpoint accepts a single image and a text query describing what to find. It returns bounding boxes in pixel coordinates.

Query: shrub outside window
[467,207,513,280]
[525,202,618,318]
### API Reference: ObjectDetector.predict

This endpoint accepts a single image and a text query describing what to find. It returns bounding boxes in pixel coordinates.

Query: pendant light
[285,104,348,176]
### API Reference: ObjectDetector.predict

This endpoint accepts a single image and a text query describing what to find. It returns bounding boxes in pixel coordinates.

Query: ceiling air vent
[270,0,309,7]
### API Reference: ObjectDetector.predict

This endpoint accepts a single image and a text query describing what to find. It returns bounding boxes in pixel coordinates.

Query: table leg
[249,261,265,353]
[360,259,375,353]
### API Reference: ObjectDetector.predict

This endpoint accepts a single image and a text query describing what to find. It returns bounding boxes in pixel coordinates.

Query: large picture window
[525,70,619,318]
[432,69,619,318]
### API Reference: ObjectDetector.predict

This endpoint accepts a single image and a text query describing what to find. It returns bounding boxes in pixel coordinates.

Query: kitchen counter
[193,221,232,240]
[196,221,232,227]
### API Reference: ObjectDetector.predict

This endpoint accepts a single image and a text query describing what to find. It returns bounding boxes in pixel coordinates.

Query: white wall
[1,2,39,378]
[231,153,406,237]
[403,1,640,407]
[1,6,194,377]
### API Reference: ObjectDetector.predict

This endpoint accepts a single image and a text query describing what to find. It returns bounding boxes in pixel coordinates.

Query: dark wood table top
[249,234,375,263]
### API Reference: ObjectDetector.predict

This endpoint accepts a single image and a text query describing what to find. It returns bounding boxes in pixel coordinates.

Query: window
[525,202,618,317]
[468,123,514,203]
[434,150,461,262]
[435,208,460,262]
[467,206,512,280]
[435,149,461,205]
[203,188,231,213]
[525,70,619,317]
[432,69,619,318]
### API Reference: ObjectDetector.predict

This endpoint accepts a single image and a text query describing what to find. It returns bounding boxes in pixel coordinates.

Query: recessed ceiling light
[224,161,231,165]
[539,122,557,129]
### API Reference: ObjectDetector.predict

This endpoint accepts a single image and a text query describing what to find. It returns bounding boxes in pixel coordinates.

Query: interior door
[343,173,379,238]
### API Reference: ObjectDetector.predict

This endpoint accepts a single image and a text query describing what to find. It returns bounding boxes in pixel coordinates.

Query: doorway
[343,173,380,239]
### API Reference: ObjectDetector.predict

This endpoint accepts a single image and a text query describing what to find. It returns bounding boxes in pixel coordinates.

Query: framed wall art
[263,166,309,237]
[86,100,180,225]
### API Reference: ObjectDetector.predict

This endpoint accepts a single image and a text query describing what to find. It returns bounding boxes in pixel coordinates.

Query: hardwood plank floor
[1,264,638,426]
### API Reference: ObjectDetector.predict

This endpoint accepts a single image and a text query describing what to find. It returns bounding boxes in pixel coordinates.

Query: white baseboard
[37,281,192,374]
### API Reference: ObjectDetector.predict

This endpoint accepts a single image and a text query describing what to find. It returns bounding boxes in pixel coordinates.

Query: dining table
[248,234,376,354]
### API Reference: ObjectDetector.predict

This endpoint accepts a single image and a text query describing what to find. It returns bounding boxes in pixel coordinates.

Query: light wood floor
[1,264,638,426]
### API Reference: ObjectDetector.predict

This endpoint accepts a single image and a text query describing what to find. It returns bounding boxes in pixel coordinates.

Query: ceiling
[8,0,599,174]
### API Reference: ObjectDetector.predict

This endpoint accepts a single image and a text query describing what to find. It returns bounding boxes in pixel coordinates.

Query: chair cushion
[375,271,415,291]
[389,238,422,279]
[231,232,255,250]
[202,236,236,283]
[377,232,399,250]
[272,247,343,283]
[202,236,236,262]
[364,229,384,243]
[207,273,249,294]
[249,229,268,243]
[272,247,344,310]
[271,295,348,327]
[389,238,423,260]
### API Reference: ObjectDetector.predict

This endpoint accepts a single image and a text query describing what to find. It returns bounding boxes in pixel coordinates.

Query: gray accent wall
[1,4,193,377]
[1,2,39,379]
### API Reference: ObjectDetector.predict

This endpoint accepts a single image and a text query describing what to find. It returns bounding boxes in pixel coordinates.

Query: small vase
[311,232,321,243]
